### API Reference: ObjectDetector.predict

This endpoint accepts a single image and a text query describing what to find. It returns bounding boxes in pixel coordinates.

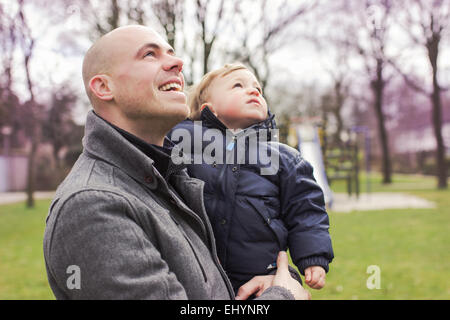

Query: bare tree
[230,0,316,93]
[42,85,80,173]
[151,0,184,49]
[320,46,353,144]
[0,2,18,130]
[151,0,229,84]
[392,0,449,189]
[192,0,226,75]
[365,0,395,184]
[0,0,43,207]
[86,0,123,36]
[14,0,43,207]
[308,3,368,146]
[333,0,395,184]
[71,0,148,37]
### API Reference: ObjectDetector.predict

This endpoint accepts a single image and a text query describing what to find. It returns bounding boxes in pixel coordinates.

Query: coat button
[232,166,237,172]
[145,175,153,183]
[220,219,227,225]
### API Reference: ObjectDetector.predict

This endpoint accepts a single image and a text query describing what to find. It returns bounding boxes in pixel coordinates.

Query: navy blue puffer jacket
[169,107,334,290]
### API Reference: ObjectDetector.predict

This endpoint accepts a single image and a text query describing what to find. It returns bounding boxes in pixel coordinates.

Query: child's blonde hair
[188,63,248,120]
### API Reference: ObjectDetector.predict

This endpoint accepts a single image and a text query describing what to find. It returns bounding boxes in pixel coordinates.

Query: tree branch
[386,57,430,96]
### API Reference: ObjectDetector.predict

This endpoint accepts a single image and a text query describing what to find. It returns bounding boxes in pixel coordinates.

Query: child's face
[204,69,268,130]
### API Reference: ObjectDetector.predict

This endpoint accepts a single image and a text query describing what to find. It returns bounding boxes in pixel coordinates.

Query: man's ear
[89,75,114,101]
[201,103,217,116]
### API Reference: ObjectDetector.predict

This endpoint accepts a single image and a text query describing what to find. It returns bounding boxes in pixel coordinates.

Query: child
[169,63,333,293]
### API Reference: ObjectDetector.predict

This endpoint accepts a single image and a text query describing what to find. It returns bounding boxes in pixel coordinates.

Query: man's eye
[233,83,242,88]
[144,51,155,57]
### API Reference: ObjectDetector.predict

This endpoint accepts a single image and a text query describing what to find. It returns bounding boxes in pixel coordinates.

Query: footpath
[0,191,55,205]
[0,191,435,213]
[330,192,435,212]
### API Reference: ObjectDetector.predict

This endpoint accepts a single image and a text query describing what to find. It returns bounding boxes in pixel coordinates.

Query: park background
[0,0,449,299]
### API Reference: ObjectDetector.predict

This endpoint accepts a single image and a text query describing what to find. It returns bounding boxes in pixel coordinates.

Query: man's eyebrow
[136,42,175,57]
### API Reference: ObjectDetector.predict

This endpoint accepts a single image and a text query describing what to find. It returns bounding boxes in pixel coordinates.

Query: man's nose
[163,54,183,73]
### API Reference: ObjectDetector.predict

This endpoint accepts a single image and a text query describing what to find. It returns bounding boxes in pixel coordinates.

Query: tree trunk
[203,40,210,75]
[26,134,37,208]
[333,81,345,144]
[427,34,447,189]
[22,28,38,208]
[372,58,392,184]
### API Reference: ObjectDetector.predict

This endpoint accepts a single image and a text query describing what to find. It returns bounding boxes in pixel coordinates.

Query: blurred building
[392,120,450,175]
[0,154,28,192]
[394,123,450,155]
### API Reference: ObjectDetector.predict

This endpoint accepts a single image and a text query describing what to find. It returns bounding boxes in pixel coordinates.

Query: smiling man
[43,25,309,300]
[81,25,188,146]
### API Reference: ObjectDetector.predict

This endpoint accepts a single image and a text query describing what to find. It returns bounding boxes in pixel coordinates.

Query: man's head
[82,25,189,138]
[189,63,268,130]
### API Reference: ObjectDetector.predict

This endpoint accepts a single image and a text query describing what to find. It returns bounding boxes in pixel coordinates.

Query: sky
[4,0,450,125]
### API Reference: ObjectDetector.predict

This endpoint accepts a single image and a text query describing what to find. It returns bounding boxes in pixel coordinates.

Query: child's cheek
[222,98,243,118]
[222,106,243,121]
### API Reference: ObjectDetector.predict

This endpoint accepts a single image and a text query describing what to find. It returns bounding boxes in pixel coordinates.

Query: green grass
[329,172,437,193]
[303,173,450,300]
[0,173,449,299]
[0,200,54,299]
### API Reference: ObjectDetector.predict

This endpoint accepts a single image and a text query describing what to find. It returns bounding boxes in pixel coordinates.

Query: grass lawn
[0,173,449,299]
[305,173,450,300]
[0,199,54,300]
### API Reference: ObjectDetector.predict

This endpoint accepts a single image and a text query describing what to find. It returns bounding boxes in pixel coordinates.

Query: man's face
[108,27,189,122]
[207,69,268,129]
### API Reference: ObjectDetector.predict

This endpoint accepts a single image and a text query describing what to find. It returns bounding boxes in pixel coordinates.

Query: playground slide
[296,125,333,208]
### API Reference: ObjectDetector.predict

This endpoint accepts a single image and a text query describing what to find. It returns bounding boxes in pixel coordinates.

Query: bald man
[43,25,309,300]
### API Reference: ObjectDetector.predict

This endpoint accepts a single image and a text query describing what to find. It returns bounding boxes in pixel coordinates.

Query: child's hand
[304,266,326,289]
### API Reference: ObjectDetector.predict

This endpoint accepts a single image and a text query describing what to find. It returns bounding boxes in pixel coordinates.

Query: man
[43,25,309,300]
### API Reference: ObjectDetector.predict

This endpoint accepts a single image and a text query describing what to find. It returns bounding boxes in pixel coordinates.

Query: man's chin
[164,104,190,123]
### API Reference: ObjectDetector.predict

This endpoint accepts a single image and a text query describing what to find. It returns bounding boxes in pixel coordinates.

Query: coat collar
[198,106,277,140]
[200,106,276,130]
[82,110,189,190]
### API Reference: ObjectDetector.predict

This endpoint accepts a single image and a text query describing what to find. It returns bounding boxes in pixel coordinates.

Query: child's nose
[248,87,260,96]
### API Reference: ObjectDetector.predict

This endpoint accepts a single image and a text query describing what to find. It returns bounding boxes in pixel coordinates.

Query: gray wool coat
[43,110,294,300]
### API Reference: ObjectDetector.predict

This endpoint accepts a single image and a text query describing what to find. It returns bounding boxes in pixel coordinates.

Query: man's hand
[272,251,311,300]
[235,275,274,300]
[235,251,311,300]
[304,266,326,289]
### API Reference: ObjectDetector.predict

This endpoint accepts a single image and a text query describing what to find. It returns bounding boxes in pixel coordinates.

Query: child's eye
[256,87,262,94]
[233,83,242,88]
